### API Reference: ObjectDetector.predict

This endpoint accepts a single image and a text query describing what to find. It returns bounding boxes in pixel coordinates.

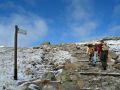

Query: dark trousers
[100,50,108,70]
[101,60,107,70]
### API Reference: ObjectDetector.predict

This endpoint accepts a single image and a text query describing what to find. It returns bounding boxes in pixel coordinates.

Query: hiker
[100,43,109,70]
[93,44,98,66]
[87,44,95,66]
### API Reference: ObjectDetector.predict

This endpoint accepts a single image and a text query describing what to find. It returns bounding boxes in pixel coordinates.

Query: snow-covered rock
[105,40,120,51]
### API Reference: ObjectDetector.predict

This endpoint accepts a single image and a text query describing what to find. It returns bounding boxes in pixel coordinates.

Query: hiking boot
[103,67,107,70]
[92,64,96,67]
[88,63,91,65]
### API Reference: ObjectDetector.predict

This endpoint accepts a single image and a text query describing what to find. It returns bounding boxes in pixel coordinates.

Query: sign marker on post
[18,29,27,35]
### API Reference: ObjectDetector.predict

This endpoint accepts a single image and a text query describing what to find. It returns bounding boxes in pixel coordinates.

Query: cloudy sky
[0,0,120,47]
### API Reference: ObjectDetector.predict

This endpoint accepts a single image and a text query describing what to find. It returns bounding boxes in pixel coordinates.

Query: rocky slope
[0,38,120,90]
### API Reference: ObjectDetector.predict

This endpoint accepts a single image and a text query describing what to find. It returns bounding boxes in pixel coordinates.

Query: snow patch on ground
[0,47,73,89]
[75,40,99,45]
[0,48,44,90]
[53,50,72,64]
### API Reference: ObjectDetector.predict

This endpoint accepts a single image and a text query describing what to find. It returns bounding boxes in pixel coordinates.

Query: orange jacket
[88,47,94,55]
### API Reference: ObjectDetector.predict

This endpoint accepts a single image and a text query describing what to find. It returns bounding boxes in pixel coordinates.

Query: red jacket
[98,43,103,55]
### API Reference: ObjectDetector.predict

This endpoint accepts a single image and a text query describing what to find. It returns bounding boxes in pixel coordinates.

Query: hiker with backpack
[100,43,109,70]
[87,44,95,66]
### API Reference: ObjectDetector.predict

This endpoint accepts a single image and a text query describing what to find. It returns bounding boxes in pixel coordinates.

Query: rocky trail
[19,44,120,90]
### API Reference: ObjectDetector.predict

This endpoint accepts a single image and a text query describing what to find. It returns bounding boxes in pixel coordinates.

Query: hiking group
[87,40,109,70]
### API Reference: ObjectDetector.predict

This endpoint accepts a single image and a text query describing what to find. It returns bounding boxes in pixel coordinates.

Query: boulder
[42,42,51,45]
[109,51,118,60]
[113,63,120,70]
[41,80,64,90]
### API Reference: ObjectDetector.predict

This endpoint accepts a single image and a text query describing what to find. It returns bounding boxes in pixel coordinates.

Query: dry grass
[56,83,64,90]
[64,63,80,71]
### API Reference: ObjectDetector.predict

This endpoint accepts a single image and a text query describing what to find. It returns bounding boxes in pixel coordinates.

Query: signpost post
[14,25,27,80]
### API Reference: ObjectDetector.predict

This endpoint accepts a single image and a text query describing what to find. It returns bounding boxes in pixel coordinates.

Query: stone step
[79,72,120,77]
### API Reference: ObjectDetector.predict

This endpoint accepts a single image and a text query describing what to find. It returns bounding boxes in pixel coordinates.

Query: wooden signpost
[14,25,27,80]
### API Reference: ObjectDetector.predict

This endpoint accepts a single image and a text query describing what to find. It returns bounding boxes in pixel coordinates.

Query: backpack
[100,51,108,61]
[88,47,94,55]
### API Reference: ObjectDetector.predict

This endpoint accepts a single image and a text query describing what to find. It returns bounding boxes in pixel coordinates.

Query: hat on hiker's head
[100,40,104,43]
[88,44,93,47]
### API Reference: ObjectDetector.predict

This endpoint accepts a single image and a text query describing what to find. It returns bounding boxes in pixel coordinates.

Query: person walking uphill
[93,44,98,66]
[87,44,95,66]
[100,43,109,70]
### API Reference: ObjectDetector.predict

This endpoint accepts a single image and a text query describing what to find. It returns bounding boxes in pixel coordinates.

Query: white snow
[0,45,5,47]
[53,50,72,64]
[28,84,39,90]
[0,48,45,90]
[105,40,120,56]
[75,40,99,45]
[17,48,44,80]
